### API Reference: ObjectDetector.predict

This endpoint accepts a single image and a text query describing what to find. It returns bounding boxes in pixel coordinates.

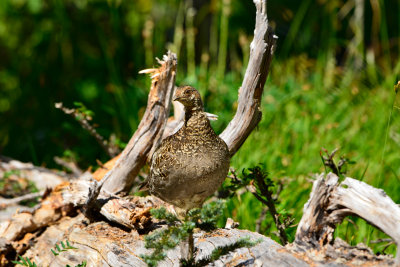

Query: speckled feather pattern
[147,86,230,211]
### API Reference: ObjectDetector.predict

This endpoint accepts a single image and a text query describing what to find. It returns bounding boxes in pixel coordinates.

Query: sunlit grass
[176,56,400,256]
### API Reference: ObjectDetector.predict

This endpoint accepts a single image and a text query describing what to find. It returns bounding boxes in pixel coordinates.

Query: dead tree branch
[220,0,277,156]
[53,156,83,177]
[100,52,177,194]
[0,192,44,208]
[0,157,68,190]
[55,102,120,158]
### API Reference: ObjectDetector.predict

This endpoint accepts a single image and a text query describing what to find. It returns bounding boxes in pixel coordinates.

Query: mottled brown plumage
[145,86,230,211]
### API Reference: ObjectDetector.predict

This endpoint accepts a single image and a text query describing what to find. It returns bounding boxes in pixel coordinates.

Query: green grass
[175,53,400,256]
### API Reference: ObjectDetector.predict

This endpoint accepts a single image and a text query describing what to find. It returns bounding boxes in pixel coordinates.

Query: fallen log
[19,218,314,267]
[288,172,399,266]
[1,166,399,265]
[0,156,68,193]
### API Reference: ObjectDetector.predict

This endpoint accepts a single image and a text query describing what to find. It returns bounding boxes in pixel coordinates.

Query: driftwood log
[19,215,310,267]
[0,156,68,192]
[1,171,398,266]
[288,172,400,266]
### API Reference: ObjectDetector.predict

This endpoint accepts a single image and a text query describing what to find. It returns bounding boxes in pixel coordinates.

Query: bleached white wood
[295,172,400,266]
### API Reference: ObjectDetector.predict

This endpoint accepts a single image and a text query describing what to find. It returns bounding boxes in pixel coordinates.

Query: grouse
[144,86,230,212]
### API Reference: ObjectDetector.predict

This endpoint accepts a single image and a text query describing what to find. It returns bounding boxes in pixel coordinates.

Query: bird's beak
[173,95,181,102]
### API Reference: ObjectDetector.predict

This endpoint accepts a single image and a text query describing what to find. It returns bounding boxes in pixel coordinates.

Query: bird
[142,85,230,213]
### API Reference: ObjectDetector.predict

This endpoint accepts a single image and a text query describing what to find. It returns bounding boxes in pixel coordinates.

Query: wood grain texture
[293,172,399,266]
[23,219,309,267]
[219,0,277,156]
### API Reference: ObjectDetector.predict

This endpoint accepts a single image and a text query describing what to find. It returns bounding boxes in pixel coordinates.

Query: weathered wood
[101,52,177,194]
[62,175,168,230]
[0,183,74,242]
[21,213,395,267]
[219,0,277,156]
[97,195,164,230]
[22,218,309,267]
[292,172,399,266]
[1,168,398,266]
[162,88,185,140]
[0,191,44,207]
[0,156,68,191]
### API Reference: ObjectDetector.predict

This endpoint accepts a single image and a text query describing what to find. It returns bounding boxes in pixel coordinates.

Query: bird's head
[173,86,203,111]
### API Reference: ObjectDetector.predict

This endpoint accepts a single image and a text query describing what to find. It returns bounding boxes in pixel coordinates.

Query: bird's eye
[184,90,190,95]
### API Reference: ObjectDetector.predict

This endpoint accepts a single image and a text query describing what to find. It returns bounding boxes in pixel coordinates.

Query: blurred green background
[0,0,399,257]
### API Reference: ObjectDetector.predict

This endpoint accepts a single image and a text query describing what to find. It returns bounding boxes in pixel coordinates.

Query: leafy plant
[73,102,95,121]
[320,148,355,178]
[51,240,78,256]
[141,201,225,267]
[185,237,262,267]
[222,165,293,245]
[13,240,86,267]
[12,256,37,267]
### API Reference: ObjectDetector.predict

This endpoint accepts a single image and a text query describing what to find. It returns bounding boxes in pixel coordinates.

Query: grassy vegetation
[0,0,399,258]
[182,55,399,255]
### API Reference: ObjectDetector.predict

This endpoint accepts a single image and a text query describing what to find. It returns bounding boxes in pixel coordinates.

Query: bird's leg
[188,230,194,260]
[180,210,195,263]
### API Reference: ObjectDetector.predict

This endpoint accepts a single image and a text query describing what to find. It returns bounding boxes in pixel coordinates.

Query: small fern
[13,240,86,267]
[51,240,78,256]
[141,200,226,266]
[12,255,37,267]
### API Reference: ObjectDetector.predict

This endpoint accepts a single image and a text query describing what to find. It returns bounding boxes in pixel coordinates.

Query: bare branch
[220,0,277,156]
[54,156,83,177]
[0,191,44,207]
[55,102,119,157]
[101,52,177,194]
